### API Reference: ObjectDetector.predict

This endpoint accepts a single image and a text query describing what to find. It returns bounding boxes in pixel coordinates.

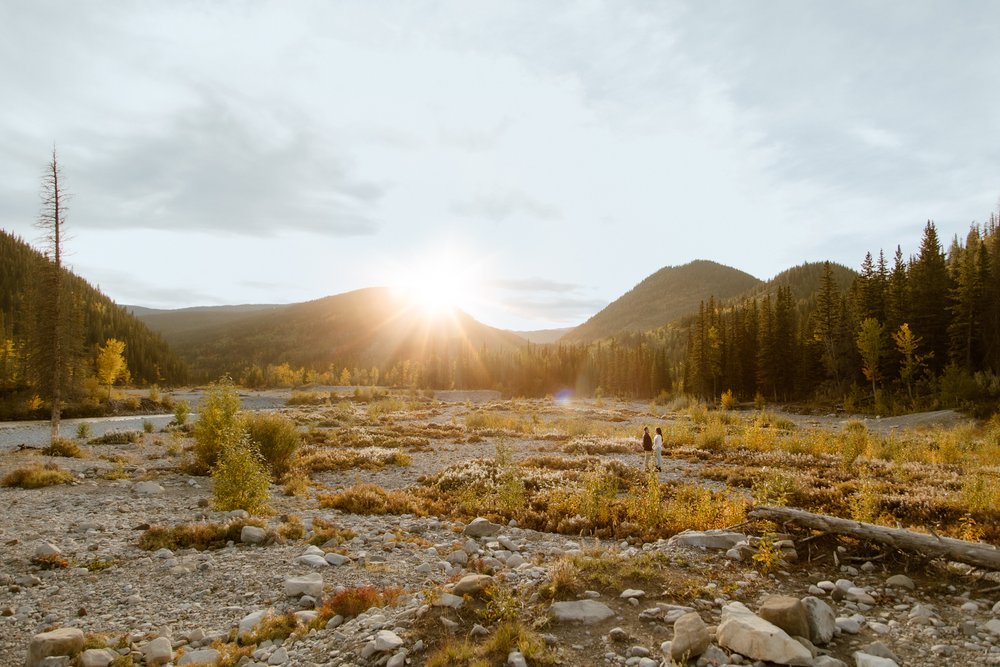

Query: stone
[35,542,62,558]
[670,612,710,661]
[853,652,899,667]
[25,628,85,667]
[387,651,408,667]
[79,649,118,667]
[695,645,730,667]
[445,550,468,565]
[240,526,267,544]
[463,517,502,537]
[452,574,494,596]
[812,657,848,667]
[325,552,350,566]
[836,616,862,634]
[550,600,615,624]
[296,554,329,568]
[885,574,915,590]
[238,609,272,640]
[267,647,288,664]
[801,596,836,645]
[758,595,810,639]
[434,593,464,608]
[375,630,404,651]
[143,636,173,666]
[133,481,165,495]
[716,602,812,666]
[846,587,876,605]
[985,619,1000,636]
[864,641,899,662]
[609,627,629,642]
[507,650,528,667]
[284,573,323,598]
[178,648,222,665]
[666,530,747,550]
[620,588,645,599]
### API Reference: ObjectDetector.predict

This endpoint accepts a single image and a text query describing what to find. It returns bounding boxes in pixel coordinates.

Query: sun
[389,246,478,317]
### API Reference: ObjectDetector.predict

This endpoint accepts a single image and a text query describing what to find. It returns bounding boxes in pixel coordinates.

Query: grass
[317,483,426,516]
[2,463,73,488]
[309,516,357,546]
[43,437,85,458]
[298,447,411,472]
[425,621,558,667]
[88,431,141,445]
[317,585,404,619]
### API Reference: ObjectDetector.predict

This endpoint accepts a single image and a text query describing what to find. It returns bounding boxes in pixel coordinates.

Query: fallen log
[748,505,1000,571]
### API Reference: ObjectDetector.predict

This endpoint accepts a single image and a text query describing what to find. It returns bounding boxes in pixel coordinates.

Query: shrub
[43,437,85,458]
[241,412,301,477]
[238,611,300,646]
[138,519,264,551]
[76,423,92,439]
[720,389,736,410]
[2,464,73,488]
[142,420,154,434]
[193,378,241,471]
[309,516,357,546]
[317,483,424,515]
[88,431,141,445]
[173,400,190,426]
[318,585,403,619]
[211,428,271,515]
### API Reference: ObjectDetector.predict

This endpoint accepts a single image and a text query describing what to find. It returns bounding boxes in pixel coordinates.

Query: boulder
[758,595,810,639]
[717,602,812,666]
[284,573,323,598]
[801,596,836,645]
[34,542,62,558]
[550,600,615,624]
[325,552,350,566]
[885,574,915,590]
[238,608,272,640]
[25,628,85,667]
[240,526,267,544]
[666,530,747,550]
[670,612,710,661]
[620,589,645,599]
[463,518,502,537]
[453,574,494,597]
[374,630,404,651]
[178,649,222,665]
[79,649,118,667]
[853,652,899,667]
[143,636,173,666]
[133,481,165,495]
[296,554,329,568]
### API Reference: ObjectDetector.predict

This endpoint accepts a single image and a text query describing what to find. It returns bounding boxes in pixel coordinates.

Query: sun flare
[389,246,480,317]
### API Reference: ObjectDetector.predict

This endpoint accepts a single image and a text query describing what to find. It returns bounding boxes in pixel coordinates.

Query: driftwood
[748,505,1000,571]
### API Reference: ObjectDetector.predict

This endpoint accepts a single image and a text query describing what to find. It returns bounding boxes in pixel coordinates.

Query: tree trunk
[748,505,1000,571]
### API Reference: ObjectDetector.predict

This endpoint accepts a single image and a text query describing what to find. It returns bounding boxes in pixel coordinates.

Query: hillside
[0,229,187,385]
[561,260,763,343]
[147,287,527,381]
[757,261,857,302]
[128,304,286,341]
[513,327,574,344]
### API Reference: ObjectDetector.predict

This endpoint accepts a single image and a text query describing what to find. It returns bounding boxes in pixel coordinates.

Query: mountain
[758,261,858,302]
[0,229,187,385]
[136,287,527,381]
[561,260,763,343]
[126,304,285,341]
[513,327,574,344]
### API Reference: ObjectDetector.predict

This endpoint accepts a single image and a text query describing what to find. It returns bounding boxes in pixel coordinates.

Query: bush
[2,463,73,488]
[43,438,85,458]
[76,423,92,439]
[211,428,271,515]
[193,378,241,471]
[138,519,265,551]
[173,400,190,426]
[88,431,141,445]
[242,412,301,477]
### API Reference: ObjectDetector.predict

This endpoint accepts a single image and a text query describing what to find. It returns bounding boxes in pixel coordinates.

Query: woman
[653,427,663,472]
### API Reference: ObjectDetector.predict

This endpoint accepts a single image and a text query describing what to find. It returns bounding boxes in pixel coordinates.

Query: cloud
[452,190,561,223]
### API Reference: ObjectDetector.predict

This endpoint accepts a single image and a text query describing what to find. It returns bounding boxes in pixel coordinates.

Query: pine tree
[907,222,951,373]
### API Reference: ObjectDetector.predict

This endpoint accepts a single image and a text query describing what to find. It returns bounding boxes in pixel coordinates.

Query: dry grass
[2,463,73,489]
[138,520,268,551]
[317,483,426,516]
[298,446,411,472]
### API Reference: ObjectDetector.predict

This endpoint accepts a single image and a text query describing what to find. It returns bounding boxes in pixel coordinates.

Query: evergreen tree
[907,222,951,373]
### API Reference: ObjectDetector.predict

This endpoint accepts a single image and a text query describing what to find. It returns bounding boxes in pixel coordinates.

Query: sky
[2,1,999,331]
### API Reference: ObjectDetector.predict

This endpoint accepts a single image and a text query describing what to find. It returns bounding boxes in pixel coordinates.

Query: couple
[641,426,663,472]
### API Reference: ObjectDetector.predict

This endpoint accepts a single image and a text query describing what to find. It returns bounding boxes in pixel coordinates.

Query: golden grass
[2,463,73,489]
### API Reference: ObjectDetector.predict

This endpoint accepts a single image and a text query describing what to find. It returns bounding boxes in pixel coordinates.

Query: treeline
[684,220,1000,412]
[0,229,187,401]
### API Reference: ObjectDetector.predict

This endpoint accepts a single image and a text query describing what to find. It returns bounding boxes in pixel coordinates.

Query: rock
[609,627,629,642]
[695,645,730,667]
[550,600,615,624]
[375,630,404,651]
[325,552,350,566]
[836,616,862,634]
[666,530,747,550]
[758,595,810,639]
[620,588,645,599]
[716,602,812,666]
[296,554,329,568]
[387,651,407,667]
[812,657,848,667]
[434,593,464,608]
[25,628,85,667]
[238,609,272,640]
[284,573,323,598]
[801,596,836,645]
[670,611,710,661]
[470,624,489,638]
[178,648,222,665]
[35,542,62,558]
[79,649,118,667]
[853,652,899,667]
[240,526,266,544]
[452,574,494,596]
[985,619,1000,636]
[463,517,502,537]
[885,574,914,590]
[267,647,289,664]
[864,641,900,662]
[846,587,876,605]
[143,636,173,666]
[133,481,165,495]
[507,650,528,667]
[445,550,468,565]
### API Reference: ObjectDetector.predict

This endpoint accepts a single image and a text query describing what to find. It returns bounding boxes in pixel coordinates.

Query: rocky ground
[1,398,998,667]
